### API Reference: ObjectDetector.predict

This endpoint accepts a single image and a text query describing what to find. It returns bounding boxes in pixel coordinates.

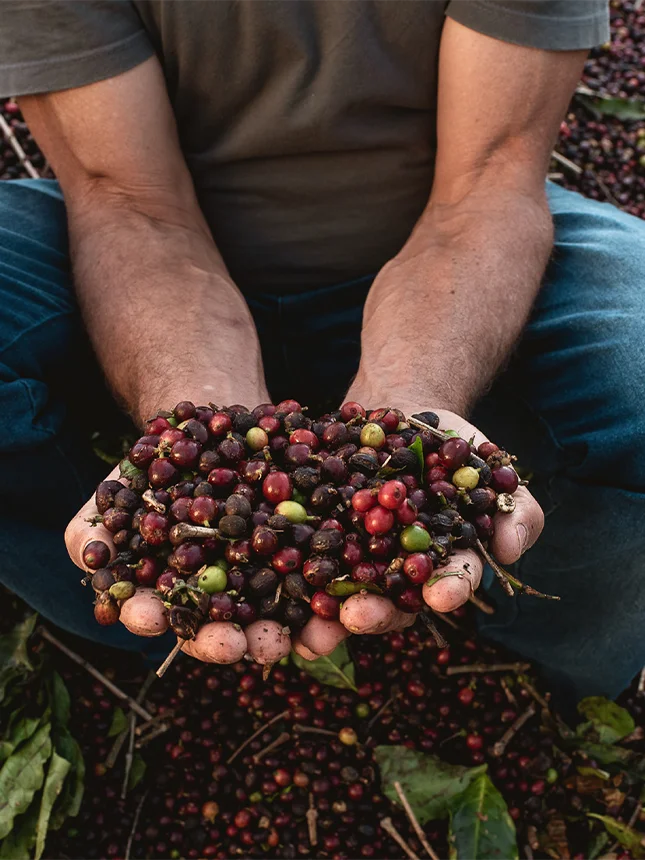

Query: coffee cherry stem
[476,539,560,601]
[407,416,451,442]
[392,780,441,860]
[171,522,221,542]
[467,591,495,615]
[156,637,186,678]
[419,612,448,649]
[142,489,166,514]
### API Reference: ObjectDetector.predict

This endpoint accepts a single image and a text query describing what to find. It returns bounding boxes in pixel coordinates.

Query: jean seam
[18,378,57,440]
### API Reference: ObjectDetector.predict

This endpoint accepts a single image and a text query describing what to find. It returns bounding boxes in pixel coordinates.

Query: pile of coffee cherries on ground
[82,400,522,642]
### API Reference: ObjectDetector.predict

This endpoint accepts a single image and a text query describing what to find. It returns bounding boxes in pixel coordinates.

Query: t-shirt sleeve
[0,1,154,98]
[445,0,610,51]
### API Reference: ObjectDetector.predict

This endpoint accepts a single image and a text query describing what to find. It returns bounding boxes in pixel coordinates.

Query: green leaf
[444,429,460,438]
[587,830,610,860]
[576,93,645,121]
[0,615,38,703]
[107,707,128,738]
[588,814,645,859]
[374,745,487,824]
[128,755,147,792]
[49,672,70,728]
[0,723,52,839]
[575,741,645,780]
[577,697,635,744]
[0,803,39,860]
[448,773,518,860]
[0,716,42,765]
[408,437,425,475]
[119,458,143,481]
[34,751,71,860]
[49,728,84,829]
[292,641,357,691]
[576,765,610,780]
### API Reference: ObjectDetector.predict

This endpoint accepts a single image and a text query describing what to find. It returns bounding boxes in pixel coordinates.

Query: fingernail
[516,523,529,555]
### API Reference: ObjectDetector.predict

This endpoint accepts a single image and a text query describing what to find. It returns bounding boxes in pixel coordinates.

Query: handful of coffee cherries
[82,400,554,662]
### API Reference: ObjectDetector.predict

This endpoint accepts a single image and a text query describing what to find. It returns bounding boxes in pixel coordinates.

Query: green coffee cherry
[198,565,228,594]
[275,500,309,523]
[360,422,386,450]
[400,524,431,552]
[452,466,480,490]
[246,427,269,451]
[109,580,136,601]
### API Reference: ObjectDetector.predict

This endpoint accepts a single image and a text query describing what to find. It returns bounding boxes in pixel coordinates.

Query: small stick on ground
[125,790,148,860]
[419,613,448,649]
[135,722,173,748]
[492,703,537,758]
[106,671,157,769]
[121,713,137,800]
[468,592,495,615]
[306,793,318,847]
[380,817,420,860]
[39,627,153,721]
[430,609,461,632]
[500,677,518,707]
[551,149,582,176]
[476,541,560,601]
[638,667,645,697]
[367,696,395,732]
[393,781,440,860]
[517,677,550,711]
[0,112,40,178]
[135,710,175,736]
[293,724,337,737]
[227,709,289,764]
[156,638,186,678]
[253,732,291,763]
[446,662,531,676]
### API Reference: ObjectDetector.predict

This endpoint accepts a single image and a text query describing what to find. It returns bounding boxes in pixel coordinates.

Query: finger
[182,622,247,663]
[65,465,123,570]
[340,593,398,634]
[490,486,544,565]
[423,549,483,613]
[245,620,291,665]
[295,616,349,657]
[119,588,170,636]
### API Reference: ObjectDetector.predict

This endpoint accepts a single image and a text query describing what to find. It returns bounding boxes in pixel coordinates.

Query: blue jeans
[2,178,645,708]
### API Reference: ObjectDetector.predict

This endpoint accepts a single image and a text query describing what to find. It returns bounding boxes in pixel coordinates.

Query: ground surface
[1,3,645,859]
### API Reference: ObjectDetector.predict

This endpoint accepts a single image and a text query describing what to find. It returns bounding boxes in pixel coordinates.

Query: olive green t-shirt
[0,1,608,293]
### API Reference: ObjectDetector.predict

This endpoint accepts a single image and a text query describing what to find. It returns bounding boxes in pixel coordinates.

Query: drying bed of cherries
[42,616,645,860]
[82,398,522,647]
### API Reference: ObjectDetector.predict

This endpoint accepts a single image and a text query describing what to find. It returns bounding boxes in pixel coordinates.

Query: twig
[121,713,137,800]
[380,817,420,860]
[430,609,461,631]
[393,781,440,860]
[517,677,550,711]
[524,844,534,860]
[39,627,153,721]
[156,638,185,678]
[446,662,530,676]
[419,613,448,649]
[306,793,318,847]
[125,790,148,860]
[476,540,560,601]
[492,703,537,757]
[106,671,157,769]
[227,710,289,764]
[407,417,450,442]
[367,696,395,732]
[637,667,645,697]
[500,678,517,706]
[551,150,582,176]
[135,710,175,736]
[293,724,337,737]
[253,732,291,763]
[468,592,495,615]
[594,173,621,208]
[607,802,642,855]
[135,722,173,747]
[0,112,40,178]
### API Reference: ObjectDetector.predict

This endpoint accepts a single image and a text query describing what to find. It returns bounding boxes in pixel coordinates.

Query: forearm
[67,189,269,425]
[348,187,553,415]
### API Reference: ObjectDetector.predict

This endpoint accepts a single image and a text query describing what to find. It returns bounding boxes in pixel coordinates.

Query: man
[1,0,642,709]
